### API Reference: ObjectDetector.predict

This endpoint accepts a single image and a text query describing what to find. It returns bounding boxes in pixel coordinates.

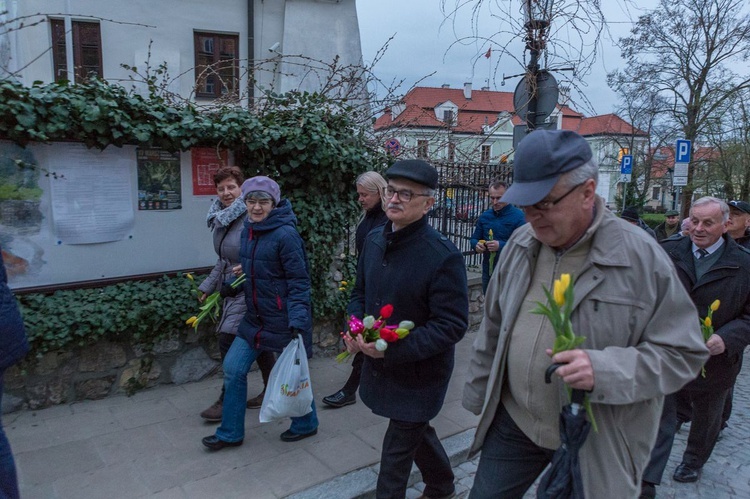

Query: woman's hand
[198,292,207,303]
[232,264,242,276]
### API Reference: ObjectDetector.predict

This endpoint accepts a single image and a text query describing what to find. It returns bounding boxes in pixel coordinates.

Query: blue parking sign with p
[620,155,633,174]
[676,139,691,163]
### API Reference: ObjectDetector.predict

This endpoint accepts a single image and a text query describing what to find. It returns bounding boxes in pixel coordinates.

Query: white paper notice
[48,145,134,244]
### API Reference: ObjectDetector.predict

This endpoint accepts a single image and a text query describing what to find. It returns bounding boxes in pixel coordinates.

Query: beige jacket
[463,199,709,498]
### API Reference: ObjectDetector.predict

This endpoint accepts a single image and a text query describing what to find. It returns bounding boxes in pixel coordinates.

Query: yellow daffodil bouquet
[699,299,720,377]
[531,273,598,432]
[478,229,497,275]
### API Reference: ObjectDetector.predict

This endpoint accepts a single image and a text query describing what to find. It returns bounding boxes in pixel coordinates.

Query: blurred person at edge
[0,247,30,499]
[322,171,388,409]
[197,167,276,422]
[202,175,318,451]
[727,200,750,249]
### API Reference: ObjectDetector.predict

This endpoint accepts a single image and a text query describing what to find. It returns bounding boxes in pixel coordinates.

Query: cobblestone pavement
[406,351,750,499]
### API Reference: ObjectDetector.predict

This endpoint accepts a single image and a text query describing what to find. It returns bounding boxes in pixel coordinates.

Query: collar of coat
[665,233,747,271]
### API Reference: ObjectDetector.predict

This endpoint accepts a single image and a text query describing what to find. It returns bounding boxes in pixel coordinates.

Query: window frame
[481,144,491,163]
[50,18,103,83]
[417,140,429,159]
[194,31,240,99]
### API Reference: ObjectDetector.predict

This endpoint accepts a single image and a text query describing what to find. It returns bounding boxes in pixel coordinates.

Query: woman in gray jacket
[198,166,275,422]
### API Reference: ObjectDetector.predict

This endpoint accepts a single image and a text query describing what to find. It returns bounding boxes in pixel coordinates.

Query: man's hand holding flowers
[338,304,414,362]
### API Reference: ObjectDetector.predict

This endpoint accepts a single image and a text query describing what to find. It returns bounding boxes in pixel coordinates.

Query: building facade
[374,83,648,205]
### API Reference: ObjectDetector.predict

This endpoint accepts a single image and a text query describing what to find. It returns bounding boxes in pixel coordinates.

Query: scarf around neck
[206,197,247,229]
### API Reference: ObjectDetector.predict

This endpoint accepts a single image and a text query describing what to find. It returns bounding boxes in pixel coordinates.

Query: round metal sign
[513,70,559,124]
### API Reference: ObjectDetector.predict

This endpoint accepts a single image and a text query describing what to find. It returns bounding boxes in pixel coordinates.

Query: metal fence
[427,161,514,268]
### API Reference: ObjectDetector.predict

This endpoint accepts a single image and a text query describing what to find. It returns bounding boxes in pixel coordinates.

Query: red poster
[191,148,228,195]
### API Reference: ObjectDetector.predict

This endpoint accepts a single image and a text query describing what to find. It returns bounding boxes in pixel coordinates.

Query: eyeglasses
[521,182,586,211]
[384,186,431,203]
[245,199,273,208]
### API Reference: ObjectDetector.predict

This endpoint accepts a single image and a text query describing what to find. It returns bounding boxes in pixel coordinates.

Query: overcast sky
[356,0,658,117]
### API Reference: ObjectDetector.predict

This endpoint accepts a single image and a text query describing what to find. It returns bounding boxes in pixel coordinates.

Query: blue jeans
[0,374,20,499]
[215,336,318,443]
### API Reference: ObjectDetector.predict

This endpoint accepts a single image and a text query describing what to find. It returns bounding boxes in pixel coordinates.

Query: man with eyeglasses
[470,180,526,293]
[345,159,469,499]
[727,200,750,249]
[462,129,708,498]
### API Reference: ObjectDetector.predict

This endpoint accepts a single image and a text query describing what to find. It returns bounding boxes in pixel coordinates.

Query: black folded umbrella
[537,364,591,499]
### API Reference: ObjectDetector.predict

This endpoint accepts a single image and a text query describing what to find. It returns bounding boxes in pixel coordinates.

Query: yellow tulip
[478,239,486,244]
[186,273,194,281]
[341,281,348,286]
[553,274,571,307]
[185,316,197,326]
[704,316,712,328]
[710,300,720,312]
[488,229,494,239]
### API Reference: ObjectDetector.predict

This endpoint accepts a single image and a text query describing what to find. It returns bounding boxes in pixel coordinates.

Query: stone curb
[287,429,475,499]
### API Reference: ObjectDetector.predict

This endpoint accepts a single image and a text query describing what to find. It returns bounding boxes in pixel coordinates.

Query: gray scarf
[206,197,247,229]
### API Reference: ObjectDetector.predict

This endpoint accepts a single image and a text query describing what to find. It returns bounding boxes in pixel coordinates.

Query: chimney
[441,83,450,89]
[463,82,472,100]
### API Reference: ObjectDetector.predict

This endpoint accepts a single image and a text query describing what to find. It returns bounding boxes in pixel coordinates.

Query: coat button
[382,260,388,266]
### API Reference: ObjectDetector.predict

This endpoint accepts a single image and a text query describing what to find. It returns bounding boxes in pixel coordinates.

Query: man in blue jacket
[345,159,469,499]
[470,180,525,293]
[0,247,30,499]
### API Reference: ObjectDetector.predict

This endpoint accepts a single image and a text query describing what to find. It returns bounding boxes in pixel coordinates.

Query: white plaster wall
[8,0,363,101]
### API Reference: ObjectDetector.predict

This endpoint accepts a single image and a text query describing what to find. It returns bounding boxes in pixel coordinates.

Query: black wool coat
[661,234,750,391]
[348,217,469,422]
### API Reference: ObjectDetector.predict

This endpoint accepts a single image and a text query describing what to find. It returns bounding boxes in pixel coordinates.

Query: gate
[428,161,514,267]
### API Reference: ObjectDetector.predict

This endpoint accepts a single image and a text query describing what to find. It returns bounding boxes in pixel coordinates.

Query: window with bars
[50,19,103,82]
[194,32,239,99]
[417,140,429,158]
[443,110,454,126]
[652,187,660,200]
[481,145,491,163]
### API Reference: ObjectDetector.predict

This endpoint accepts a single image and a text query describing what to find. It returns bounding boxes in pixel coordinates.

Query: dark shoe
[717,429,725,441]
[200,401,223,422]
[639,481,656,499]
[416,493,456,499]
[322,390,356,408]
[246,389,265,409]
[280,428,318,442]
[201,435,243,451]
[673,463,701,483]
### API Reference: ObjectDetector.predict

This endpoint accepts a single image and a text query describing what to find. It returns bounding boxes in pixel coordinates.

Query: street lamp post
[522,0,553,132]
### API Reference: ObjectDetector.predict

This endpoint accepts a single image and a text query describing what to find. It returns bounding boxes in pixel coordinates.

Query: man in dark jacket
[654,210,681,241]
[727,200,750,249]
[643,197,750,493]
[345,159,469,499]
[323,171,388,409]
[470,180,526,293]
[0,247,30,499]
[621,206,657,239]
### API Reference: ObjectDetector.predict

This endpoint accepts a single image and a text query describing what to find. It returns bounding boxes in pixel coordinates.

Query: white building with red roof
[374,83,648,204]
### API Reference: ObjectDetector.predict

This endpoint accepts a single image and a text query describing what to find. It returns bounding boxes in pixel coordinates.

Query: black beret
[386,160,438,190]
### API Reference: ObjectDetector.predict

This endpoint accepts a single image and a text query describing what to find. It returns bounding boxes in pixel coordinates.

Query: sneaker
[246,389,265,409]
[322,390,356,408]
[200,401,223,422]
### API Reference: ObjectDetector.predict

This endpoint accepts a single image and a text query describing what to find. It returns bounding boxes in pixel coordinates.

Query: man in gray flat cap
[462,129,709,498]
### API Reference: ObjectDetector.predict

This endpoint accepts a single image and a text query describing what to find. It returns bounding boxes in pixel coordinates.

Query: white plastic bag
[259,337,313,422]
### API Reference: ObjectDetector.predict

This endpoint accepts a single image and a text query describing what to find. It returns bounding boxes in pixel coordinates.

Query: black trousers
[642,394,677,485]
[217,333,275,401]
[681,386,730,467]
[377,419,454,499]
[341,351,364,394]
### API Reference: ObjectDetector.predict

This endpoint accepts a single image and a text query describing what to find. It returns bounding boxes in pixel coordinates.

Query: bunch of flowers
[478,229,497,275]
[531,273,598,432]
[336,304,414,362]
[699,299,720,377]
[185,273,246,331]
